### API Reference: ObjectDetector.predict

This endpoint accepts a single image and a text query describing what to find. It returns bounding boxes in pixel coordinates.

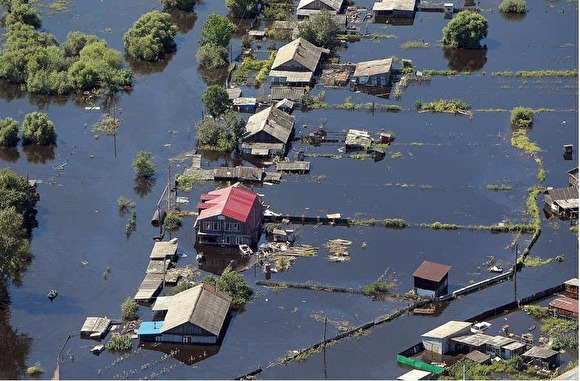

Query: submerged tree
[0,117,20,147]
[225,0,261,19]
[132,151,156,178]
[499,0,528,13]
[298,10,340,50]
[200,13,236,47]
[21,112,57,146]
[204,266,253,307]
[442,11,488,49]
[161,0,196,11]
[124,11,177,61]
[196,43,229,69]
[202,85,232,118]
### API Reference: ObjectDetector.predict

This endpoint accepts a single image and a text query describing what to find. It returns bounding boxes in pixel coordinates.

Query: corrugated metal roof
[397,369,432,380]
[269,70,314,83]
[451,333,491,347]
[197,184,262,223]
[486,335,515,348]
[353,58,393,78]
[298,0,344,11]
[244,105,296,144]
[522,346,559,359]
[271,87,306,101]
[549,297,578,314]
[271,38,323,73]
[422,321,471,339]
[150,241,178,259]
[465,350,491,364]
[156,284,232,336]
[503,341,526,351]
[413,260,451,282]
[372,0,416,11]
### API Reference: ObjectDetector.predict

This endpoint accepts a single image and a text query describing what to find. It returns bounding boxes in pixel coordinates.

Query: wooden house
[269,38,328,87]
[421,321,472,355]
[413,260,451,298]
[543,186,578,218]
[297,0,346,19]
[351,58,393,87]
[138,284,232,345]
[563,278,578,299]
[271,86,306,103]
[548,296,578,319]
[345,129,374,151]
[373,0,417,19]
[522,346,560,369]
[464,350,491,365]
[241,105,296,157]
[567,167,578,188]
[194,184,264,246]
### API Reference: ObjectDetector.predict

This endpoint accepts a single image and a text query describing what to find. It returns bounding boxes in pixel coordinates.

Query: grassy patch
[367,34,397,39]
[26,362,44,376]
[422,69,458,76]
[523,256,553,267]
[511,130,540,154]
[390,151,403,159]
[383,218,408,228]
[48,0,70,12]
[379,104,402,112]
[421,221,461,230]
[492,70,577,77]
[302,90,327,109]
[486,184,513,191]
[401,40,429,50]
[510,106,534,128]
[416,98,471,114]
[362,281,393,295]
[570,225,579,233]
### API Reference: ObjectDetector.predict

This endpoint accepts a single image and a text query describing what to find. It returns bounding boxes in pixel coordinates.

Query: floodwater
[0,0,577,379]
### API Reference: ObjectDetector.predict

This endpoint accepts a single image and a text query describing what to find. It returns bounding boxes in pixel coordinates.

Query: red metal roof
[197,186,261,223]
[549,297,578,314]
[412,261,451,282]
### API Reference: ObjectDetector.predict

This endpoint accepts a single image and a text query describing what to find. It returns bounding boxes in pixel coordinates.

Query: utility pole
[514,242,518,303]
[323,316,328,379]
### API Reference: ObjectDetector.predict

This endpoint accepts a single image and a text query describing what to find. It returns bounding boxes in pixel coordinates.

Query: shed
[233,97,257,113]
[373,0,417,18]
[548,296,578,319]
[226,87,242,99]
[563,278,578,299]
[345,129,374,151]
[271,86,306,102]
[484,335,517,359]
[568,167,578,188]
[413,260,451,297]
[451,333,491,354]
[352,58,393,87]
[150,241,179,260]
[465,350,491,365]
[397,369,432,380]
[543,186,578,218]
[501,341,527,359]
[80,317,112,339]
[275,98,295,113]
[421,321,472,355]
[522,346,560,369]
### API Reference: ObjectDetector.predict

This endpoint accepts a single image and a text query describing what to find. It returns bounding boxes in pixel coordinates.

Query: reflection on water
[139,342,220,366]
[0,82,26,102]
[443,47,487,72]
[500,12,526,22]
[134,177,156,198]
[23,145,56,164]
[197,66,229,87]
[0,307,33,380]
[0,147,19,163]
[195,243,257,276]
[126,54,174,75]
[168,10,198,34]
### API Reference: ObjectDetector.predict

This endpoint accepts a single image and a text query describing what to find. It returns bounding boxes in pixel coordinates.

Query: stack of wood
[324,239,352,262]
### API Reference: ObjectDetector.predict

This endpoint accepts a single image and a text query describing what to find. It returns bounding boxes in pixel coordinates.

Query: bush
[161,0,195,11]
[21,112,57,145]
[26,362,44,376]
[442,11,488,49]
[362,282,392,295]
[124,11,177,61]
[196,112,245,151]
[226,0,261,19]
[121,296,139,320]
[200,13,235,47]
[132,151,156,179]
[171,281,197,295]
[164,211,182,232]
[202,85,232,118]
[298,10,340,50]
[117,196,136,215]
[0,117,20,147]
[107,333,133,351]
[499,0,527,13]
[196,44,229,69]
[510,106,534,128]
[175,174,199,192]
[204,266,253,306]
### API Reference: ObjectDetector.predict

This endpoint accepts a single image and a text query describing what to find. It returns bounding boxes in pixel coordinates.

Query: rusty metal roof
[413,260,451,282]
[549,297,578,314]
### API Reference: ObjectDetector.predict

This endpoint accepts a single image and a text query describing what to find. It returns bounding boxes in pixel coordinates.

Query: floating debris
[324,239,352,262]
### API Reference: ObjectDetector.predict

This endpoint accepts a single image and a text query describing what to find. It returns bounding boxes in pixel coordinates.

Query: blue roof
[137,321,163,335]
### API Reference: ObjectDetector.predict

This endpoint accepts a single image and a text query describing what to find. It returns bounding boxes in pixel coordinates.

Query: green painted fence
[396,354,445,374]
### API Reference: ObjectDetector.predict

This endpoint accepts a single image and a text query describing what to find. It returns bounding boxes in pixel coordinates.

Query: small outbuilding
[351,58,393,88]
[373,0,417,19]
[421,321,472,355]
[522,346,560,370]
[413,260,451,297]
[543,186,579,218]
[465,350,491,365]
[548,296,578,319]
[563,278,578,299]
[345,129,374,151]
[568,167,578,188]
[233,97,257,113]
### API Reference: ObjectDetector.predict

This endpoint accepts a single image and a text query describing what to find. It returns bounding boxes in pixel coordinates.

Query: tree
[164,211,182,232]
[499,0,527,13]
[442,11,488,49]
[0,207,32,286]
[0,168,40,229]
[124,10,177,61]
[298,10,340,50]
[132,151,156,179]
[196,43,229,68]
[225,0,260,19]
[510,106,534,128]
[4,1,41,29]
[0,117,20,147]
[202,85,232,118]
[121,296,139,320]
[196,112,244,151]
[204,266,253,306]
[21,112,57,146]
[161,0,195,11]
[200,13,236,47]
[61,31,100,57]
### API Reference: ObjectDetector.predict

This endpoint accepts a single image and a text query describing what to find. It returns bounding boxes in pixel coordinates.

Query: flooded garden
[0,0,577,379]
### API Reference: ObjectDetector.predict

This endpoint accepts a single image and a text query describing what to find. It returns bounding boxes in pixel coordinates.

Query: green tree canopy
[200,13,236,47]
[21,112,57,146]
[298,10,340,50]
[196,112,244,151]
[196,43,229,68]
[4,1,41,29]
[204,266,253,306]
[61,31,100,57]
[499,0,527,13]
[442,11,488,49]
[132,151,156,179]
[0,206,32,286]
[124,10,177,61]
[161,0,195,11]
[0,168,39,227]
[0,118,20,147]
[202,85,232,118]
[225,0,260,19]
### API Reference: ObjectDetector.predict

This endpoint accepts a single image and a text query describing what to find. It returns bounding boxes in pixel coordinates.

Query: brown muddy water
[0,0,577,379]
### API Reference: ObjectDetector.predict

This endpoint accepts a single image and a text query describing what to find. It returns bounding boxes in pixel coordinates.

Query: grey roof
[546,187,578,209]
[353,58,394,78]
[150,241,179,259]
[503,341,526,351]
[373,0,416,11]
[422,321,472,339]
[522,346,560,359]
[397,369,432,380]
[244,106,296,144]
[298,0,344,11]
[271,38,324,73]
[271,87,306,102]
[226,87,242,99]
[269,70,314,83]
[567,167,578,177]
[465,350,491,364]
[153,284,232,336]
[451,333,492,347]
[275,98,295,110]
[233,97,257,106]
[564,278,578,287]
[485,335,516,348]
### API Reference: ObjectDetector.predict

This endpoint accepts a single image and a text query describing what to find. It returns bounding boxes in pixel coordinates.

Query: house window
[236,236,248,245]
[183,336,192,344]
[225,222,240,232]
[155,335,162,342]
[202,221,222,231]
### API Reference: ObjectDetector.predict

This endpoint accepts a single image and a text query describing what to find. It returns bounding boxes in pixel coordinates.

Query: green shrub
[204,266,253,307]
[176,174,199,192]
[161,0,195,11]
[171,281,197,295]
[511,130,540,154]
[124,11,177,61]
[132,151,156,178]
[417,99,470,114]
[362,282,392,295]
[196,44,229,69]
[499,0,527,13]
[164,211,182,232]
[21,112,57,145]
[117,196,136,215]
[107,333,133,351]
[442,11,488,49]
[26,362,44,376]
[0,117,20,147]
[510,106,534,128]
[121,296,139,320]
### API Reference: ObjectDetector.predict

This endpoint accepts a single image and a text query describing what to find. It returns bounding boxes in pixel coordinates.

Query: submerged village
[0,0,578,380]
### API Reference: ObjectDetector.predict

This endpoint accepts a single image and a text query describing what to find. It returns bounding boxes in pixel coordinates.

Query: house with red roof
[194,184,264,246]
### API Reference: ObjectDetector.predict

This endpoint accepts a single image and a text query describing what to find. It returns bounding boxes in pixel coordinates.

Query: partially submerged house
[351,58,393,88]
[241,105,296,157]
[345,129,374,151]
[373,0,417,19]
[138,284,232,345]
[270,86,306,103]
[421,321,472,355]
[269,38,327,87]
[548,296,578,319]
[194,184,264,246]
[450,334,526,360]
[521,346,560,369]
[297,0,346,19]
[563,278,578,299]
[544,167,579,219]
[413,260,451,298]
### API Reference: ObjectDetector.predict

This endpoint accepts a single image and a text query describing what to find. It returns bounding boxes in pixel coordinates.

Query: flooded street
[0,0,577,379]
